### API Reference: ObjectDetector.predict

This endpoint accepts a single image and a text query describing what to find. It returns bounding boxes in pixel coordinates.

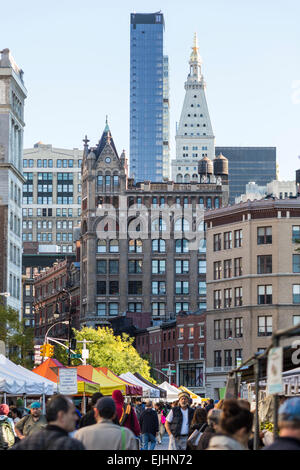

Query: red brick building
[135,311,206,396]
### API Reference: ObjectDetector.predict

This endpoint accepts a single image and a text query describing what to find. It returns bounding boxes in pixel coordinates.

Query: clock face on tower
[105,157,111,163]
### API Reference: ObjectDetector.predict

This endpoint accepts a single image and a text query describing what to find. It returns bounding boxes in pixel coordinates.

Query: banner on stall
[59,368,78,395]
[267,347,283,395]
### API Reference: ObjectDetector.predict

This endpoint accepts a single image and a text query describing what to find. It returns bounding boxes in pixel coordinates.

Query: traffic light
[40,344,47,357]
[46,344,54,358]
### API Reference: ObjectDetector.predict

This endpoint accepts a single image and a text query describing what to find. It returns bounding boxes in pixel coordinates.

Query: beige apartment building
[204,198,300,399]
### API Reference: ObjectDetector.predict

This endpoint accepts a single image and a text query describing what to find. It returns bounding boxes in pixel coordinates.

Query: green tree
[0,304,34,368]
[64,326,155,383]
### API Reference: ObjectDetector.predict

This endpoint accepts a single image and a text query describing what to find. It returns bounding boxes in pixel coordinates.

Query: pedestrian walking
[139,400,159,450]
[134,397,145,422]
[207,399,253,450]
[154,403,165,444]
[78,392,103,428]
[197,408,222,450]
[112,390,141,437]
[263,397,300,450]
[0,404,15,450]
[205,399,215,413]
[10,395,85,450]
[14,402,47,440]
[186,407,208,450]
[75,397,137,450]
[165,392,195,450]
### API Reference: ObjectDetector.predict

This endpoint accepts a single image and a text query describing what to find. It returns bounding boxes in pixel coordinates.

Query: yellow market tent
[76,365,126,396]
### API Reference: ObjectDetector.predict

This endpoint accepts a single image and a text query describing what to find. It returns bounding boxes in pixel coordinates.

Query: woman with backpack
[0,404,15,450]
[111,390,141,437]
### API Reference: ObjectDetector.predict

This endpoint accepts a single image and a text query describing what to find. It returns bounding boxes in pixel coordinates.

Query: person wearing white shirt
[165,392,195,450]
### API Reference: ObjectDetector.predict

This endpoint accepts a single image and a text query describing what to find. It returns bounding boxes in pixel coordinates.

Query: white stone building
[0,49,27,316]
[171,34,216,183]
[235,180,297,203]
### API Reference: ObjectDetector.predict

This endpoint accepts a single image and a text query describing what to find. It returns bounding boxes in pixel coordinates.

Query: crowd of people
[0,391,300,451]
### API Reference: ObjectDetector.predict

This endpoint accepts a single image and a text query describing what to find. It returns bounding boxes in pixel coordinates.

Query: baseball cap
[279,397,300,421]
[30,402,41,409]
[178,391,190,400]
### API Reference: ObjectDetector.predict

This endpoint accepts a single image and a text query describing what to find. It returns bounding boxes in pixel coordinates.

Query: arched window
[97,240,106,253]
[184,174,190,183]
[199,197,204,207]
[192,174,198,181]
[109,239,119,253]
[214,197,220,209]
[176,174,183,183]
[174,218,190,232]
[152,217,167,232]
[206,197,212,209]
[128,239,143,253]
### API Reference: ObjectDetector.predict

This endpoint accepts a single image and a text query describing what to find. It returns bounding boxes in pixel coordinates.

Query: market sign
[267,347,283,395]
[59,368,78,395]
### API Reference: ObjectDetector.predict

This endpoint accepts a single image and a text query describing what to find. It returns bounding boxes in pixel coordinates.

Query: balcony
[206,366,233,374]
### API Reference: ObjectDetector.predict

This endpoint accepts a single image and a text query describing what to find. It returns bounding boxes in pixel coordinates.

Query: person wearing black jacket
[78,392,103,428]
[186,407,208,450]
[139,400,159,450]
[10,395,85,450]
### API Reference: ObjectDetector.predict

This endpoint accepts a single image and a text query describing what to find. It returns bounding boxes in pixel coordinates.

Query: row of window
[96,238,206,254]
[22,208,81,217]
[9,243,21,267]
[214,349,243,367]
[213,285,300,308]
[10,182,21,207]
[95,301,206,316]
[96,258,206,275]
[23,159,82,168]
[214,318,243,339]
[23,196,81,205]
[214,230,242,251]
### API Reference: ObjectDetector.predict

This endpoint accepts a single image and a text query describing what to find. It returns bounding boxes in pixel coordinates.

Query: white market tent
[0,354,54,395]
[158,381,180,401]
[119,372,160,398]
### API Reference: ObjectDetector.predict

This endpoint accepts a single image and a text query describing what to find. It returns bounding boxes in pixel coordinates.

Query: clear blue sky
[2,0,300,180]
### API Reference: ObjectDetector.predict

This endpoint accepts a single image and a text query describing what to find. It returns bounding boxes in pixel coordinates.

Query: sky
[1,0,300,180]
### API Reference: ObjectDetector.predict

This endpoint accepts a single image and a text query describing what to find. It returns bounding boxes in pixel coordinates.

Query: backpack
[0,418,15,450]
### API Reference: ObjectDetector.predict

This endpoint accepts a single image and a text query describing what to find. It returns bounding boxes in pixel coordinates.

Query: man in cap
[165,391,195,450]
[263,397,300,450]
[11,395,85,450]
[74,397,138,450]
[14,401,47,439]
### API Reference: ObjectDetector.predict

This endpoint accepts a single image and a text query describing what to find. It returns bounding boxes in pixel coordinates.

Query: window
[234,258,242,277]
[199,344,205,360]
[175,239,189,253]
[214,290,222,309]
[198,260,206,274]
[293,315,300,326]
[97,260,106,274]
[258,316,272,336]
[97,303,106,316]
[128,239,142,253]
[235,317,243,337]
[178,347,183,361]
[189,327,194,338]
[152,302,166,316]
[257,227,272,244]
[152,239,165,253]
[152,281,166,295]
[109,303,118,316]
[175,281,189,295]
[152,259,166,274]
[174,217,190,232]
[97,281,106,295]
[128,281,142,295]
[293,254,300,273]
[97,240,106,253]
[128,260,143,273]
[109,240,119,252]
[235,349,243,365]
[224,318,233,338]
[175,260,189,274]
[257,255,272,274]
[198,281,206,296]
[224,231,232,249]
[224,259,232,278]
[293,285,300,304]
[199,323,205,338]
[178,327,184,339]
[109,260,119,274]
[214,350,222,367]
[224,350,232,367]
[214,233,222,251]
[224,289,232,308]
[234,287,243,306]
[188,346,194,360]
[175,302,189,313]
[234,230,242,248]
[109,281,119,295]
[152,217,166,232]
[128,302,142,312]
[214,261,222,280]
[258,285,272,304]
[292,226,300,243]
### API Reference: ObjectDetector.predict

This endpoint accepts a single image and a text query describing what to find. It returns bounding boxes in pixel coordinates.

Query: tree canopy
[56,326,155,383]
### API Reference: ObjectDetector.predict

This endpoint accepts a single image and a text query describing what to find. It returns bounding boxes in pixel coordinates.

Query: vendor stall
[158,381,180,401]
[134,372,167,399]
[97,367,143,396]
[119,372,159,398]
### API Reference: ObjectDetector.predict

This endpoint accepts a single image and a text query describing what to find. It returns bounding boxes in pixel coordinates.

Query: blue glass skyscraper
[130,12,168,182]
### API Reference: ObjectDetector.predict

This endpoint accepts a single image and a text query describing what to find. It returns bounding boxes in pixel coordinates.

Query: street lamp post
[56,288,73,366]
